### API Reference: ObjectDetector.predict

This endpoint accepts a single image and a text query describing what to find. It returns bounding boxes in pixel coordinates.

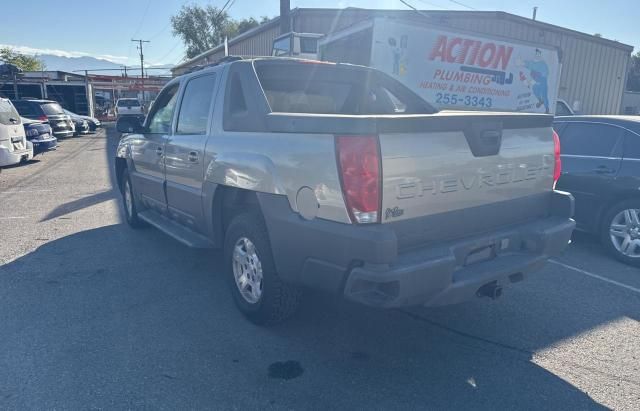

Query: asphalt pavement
[0,126,638,410]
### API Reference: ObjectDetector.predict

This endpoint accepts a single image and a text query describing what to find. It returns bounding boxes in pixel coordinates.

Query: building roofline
[173,15,283,70]
[173,7,634,71]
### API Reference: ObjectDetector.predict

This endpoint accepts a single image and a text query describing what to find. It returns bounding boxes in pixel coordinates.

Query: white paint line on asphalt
[0,216,27,220]
[549,259,640,294]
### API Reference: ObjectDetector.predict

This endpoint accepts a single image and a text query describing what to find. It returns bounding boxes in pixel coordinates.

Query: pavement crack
[398,308,533,355]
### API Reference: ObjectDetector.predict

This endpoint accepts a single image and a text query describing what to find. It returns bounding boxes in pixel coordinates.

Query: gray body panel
[128,132,167,213]
[381,126,555,222]
[115,58,573,308]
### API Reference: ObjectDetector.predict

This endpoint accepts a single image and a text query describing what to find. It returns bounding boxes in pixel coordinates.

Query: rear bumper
[32,137,57,152]
[53,130,74,138]
[0,146,33,166]
[343,215,574,307]
[258,190,575,308]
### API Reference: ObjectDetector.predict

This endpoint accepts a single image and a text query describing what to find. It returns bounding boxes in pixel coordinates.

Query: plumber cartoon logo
[519,48,550,113]
[388,35,408,76]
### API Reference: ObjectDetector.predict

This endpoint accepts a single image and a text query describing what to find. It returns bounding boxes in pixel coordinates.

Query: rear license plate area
[464,244,496,266]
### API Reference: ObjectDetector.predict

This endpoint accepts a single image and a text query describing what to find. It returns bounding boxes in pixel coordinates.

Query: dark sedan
[70,117,90,136]
[21,117,57,153]
[63,109,101,131]
[554,115,640,266]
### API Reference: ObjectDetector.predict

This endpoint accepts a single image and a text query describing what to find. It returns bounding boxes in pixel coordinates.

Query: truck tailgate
[379,112,555,240]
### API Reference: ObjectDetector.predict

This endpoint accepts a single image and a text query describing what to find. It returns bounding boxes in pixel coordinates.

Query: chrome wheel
[232,237,263,304]
[609,208,640,258]
[124,179,133,218]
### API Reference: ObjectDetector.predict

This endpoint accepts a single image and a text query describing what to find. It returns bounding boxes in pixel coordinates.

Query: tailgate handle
[464,121,503,157]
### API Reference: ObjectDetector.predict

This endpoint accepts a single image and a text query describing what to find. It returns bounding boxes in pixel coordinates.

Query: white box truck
[318,17,563,114]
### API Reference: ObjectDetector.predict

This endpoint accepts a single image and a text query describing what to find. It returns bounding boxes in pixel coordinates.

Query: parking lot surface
[0,126,638,410]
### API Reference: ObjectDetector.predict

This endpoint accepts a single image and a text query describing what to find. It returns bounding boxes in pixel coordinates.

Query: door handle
[156,146,163,156]
[188,151,199,162]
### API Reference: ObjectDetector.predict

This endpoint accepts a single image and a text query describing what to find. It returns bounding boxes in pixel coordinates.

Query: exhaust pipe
[476,281,503,300]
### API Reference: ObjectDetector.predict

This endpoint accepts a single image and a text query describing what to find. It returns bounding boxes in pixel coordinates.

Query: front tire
[224,212,302,325]
[121,168,145,229]
[600,199,640,267]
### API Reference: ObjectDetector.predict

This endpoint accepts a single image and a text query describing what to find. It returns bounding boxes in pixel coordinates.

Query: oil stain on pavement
[268,361,304,380]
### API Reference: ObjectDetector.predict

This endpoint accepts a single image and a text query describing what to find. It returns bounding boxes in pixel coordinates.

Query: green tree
[171,4,269,59]
[627,51,640,92]
[0,47,46,71]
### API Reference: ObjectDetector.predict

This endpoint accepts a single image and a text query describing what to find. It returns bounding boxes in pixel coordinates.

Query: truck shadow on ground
[0,221,621,409]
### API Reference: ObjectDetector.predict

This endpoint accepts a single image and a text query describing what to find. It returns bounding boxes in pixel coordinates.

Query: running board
[138,210,214,249]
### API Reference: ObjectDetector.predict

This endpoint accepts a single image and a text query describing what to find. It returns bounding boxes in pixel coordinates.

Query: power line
[215,0,234,20]
[415,0,449,9]
[156,41,183,65]
[449,0,476,10]
[131,0,152,39]
[400,0,442,18]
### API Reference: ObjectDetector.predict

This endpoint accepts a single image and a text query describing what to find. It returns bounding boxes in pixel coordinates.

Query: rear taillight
[38,115,47,122]
[553,129,561,183]
[336,135,381,224]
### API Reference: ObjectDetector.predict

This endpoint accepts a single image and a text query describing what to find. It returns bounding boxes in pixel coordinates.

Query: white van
[0,98,33,167]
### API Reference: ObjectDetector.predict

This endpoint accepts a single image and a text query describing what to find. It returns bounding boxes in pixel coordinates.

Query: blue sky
[0,0,637,67]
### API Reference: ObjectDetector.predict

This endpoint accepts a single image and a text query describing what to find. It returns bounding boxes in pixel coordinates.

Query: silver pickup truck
[115,58,575,324]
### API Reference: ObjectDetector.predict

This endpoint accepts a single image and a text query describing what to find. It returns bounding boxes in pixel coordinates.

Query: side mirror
[116,116,144,133]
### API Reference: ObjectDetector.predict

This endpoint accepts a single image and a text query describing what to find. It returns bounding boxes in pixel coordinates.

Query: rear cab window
[253,60,435,115]
[118,99,141,107]
[12,101,40,117]
[41,103,64,115]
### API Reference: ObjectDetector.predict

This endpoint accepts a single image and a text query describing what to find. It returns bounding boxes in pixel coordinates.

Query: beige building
[172,8,634,115]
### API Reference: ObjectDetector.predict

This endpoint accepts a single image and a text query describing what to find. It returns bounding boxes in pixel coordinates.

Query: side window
[555,101,572,116]
[273,37,291,56]
[147,84,179,134]
[176,74,216,135]
[623,131,640,159]
[228,72,247,114]
[557,123,621,157]
[0,99,20,125]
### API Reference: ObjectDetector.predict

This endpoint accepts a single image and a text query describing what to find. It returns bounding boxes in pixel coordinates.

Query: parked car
[12,99,74,139]
[69,116,90,136]
[554,115,640,266]
[0,98,33,167]
[63,108,101,131]
[115,58,574,324]
[115,98,144,120]
[22,117,57,153]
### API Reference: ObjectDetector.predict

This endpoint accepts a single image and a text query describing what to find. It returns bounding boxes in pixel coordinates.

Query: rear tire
[600,199,640,267]
[121,168,145,229]
[224,212,302,325]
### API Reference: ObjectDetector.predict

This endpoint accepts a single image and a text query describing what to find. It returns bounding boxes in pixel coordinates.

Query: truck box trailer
[318,17,563,114]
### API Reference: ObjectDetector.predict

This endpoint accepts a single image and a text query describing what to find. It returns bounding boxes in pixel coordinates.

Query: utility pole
[280,0,290,34]
[122,65,128,78]
[131,39,149,102]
